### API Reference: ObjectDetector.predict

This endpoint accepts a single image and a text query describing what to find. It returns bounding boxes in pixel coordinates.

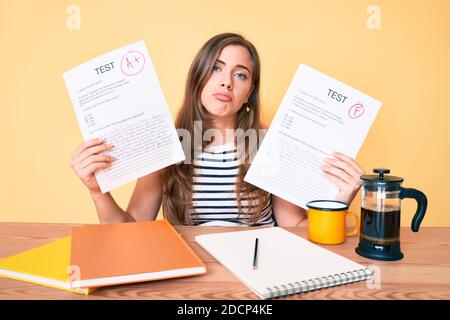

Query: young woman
[69,33,364,226]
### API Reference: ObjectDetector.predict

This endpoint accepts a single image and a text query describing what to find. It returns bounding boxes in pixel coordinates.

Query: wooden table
[0,223,449,300]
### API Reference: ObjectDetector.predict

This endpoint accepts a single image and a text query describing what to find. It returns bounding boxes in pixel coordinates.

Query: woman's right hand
[70,138,116,194]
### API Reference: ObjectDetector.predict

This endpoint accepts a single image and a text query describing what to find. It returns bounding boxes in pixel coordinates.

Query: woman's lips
[213,93,232,102]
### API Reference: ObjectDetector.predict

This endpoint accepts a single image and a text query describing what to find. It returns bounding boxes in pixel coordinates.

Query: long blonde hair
[161,33,269,225]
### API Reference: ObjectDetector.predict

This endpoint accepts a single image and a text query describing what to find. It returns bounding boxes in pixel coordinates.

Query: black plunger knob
[373,168,390,180]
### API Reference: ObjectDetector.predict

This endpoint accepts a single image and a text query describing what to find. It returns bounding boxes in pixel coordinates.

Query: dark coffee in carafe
[360,206,400,244]
[356,168,427,261]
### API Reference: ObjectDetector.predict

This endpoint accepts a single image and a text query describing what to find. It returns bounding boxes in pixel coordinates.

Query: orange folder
[70,220,206,288]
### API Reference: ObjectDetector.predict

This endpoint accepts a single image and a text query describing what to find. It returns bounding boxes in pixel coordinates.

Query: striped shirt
[190,142,275,227]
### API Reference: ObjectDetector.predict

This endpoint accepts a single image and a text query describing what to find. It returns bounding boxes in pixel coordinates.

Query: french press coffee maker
[355,168,427,261]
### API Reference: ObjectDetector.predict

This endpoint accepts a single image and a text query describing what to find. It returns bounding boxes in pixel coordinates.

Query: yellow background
[1,0,449,226]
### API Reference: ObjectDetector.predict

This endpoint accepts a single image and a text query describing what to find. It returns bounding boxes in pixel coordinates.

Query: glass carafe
[356,168,427,261]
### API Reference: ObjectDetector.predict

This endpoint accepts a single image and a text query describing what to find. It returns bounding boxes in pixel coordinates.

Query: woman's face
[200,45,254,123]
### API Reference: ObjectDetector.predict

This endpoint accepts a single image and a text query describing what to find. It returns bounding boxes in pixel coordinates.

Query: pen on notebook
[252,238,259,269]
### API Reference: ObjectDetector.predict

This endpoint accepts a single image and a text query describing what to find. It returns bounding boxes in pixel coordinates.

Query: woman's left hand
[321,151,365,205]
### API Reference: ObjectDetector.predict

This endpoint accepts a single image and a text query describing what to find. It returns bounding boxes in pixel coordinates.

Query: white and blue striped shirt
[190,142,275,227]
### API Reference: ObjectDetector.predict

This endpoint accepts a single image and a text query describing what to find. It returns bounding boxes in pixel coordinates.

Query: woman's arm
[90,191,135,224]
[272,194,308,227]
[125,169,163,221]
[90,170,162,224]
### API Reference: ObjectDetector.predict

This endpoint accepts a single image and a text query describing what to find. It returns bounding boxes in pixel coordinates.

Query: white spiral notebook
[195,227,372,299]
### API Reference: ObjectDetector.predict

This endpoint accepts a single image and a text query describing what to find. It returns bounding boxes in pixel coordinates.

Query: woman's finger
[321,164,356,186]
[71,138,104,161]
[324,157,361,184]
[322,170,360,197]
[78,162,112,180]
[322,171,347,191]
[74,143,114,166]
[332,152,365,175]
[78,154,116,171]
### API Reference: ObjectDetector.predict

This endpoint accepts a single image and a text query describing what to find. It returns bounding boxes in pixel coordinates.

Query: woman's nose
[221,82,232,90]
[220,74,232,90]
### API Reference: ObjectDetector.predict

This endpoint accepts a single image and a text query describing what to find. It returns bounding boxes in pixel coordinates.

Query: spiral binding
[264,268,373,299]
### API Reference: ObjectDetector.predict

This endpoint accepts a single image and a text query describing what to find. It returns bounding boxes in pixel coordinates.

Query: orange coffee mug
[306,200,360,245]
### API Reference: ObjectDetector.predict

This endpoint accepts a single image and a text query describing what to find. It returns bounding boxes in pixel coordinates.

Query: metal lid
[361,169,403,191]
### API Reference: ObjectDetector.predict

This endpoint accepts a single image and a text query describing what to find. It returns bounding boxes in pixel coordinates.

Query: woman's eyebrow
[216,59,251,73]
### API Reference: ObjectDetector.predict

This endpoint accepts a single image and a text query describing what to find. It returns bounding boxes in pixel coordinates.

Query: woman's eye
[235,72,247,80]
[212,65,221,72]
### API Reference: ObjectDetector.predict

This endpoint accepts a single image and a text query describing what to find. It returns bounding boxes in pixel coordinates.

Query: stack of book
[0,220,206,295]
